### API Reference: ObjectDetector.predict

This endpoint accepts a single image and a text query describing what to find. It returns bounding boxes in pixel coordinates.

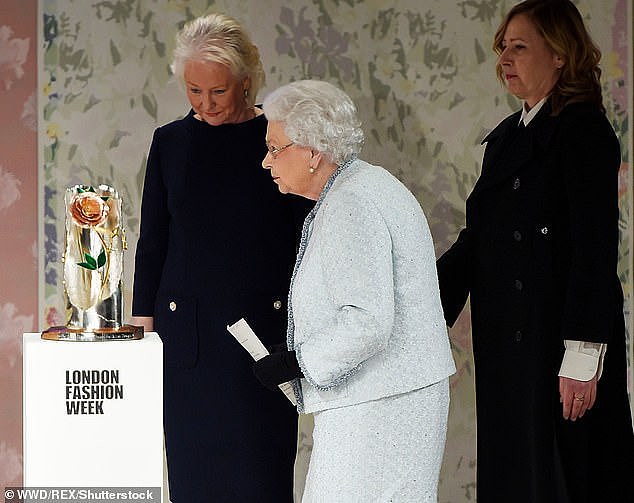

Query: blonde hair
[493,0,604,115]
[171,13,265,107]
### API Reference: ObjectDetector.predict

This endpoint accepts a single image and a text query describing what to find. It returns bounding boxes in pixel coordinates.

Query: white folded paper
[227,318,297,405]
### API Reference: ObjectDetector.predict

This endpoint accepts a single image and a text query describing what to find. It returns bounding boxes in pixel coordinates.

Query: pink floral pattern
[45,306,64,328]
[0,25,29,91]
[21,92,36,131]
[0,4,36,492]
[0,303,32,367]
[0,442,22,488]
[0,165,21,212]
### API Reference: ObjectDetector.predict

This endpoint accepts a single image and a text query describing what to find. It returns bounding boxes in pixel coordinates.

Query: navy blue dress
[133,110,308,502]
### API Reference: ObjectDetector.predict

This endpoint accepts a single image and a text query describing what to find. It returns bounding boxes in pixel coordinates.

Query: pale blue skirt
[302,378,449,503]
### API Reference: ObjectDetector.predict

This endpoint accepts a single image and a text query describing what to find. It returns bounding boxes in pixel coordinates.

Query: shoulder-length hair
[493,0,604,115]
[171,13,264,107]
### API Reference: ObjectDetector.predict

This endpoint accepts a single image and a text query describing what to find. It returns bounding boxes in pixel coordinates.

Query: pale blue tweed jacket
[289,158,456,413]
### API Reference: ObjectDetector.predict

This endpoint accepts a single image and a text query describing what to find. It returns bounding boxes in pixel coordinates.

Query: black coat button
[513,230,522,241]
[512,177,521,190]
[515,279,523,291]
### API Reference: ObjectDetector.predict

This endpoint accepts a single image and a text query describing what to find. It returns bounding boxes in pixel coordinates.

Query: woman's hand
[129,316,154,331]
[559,374,597,421]
[252,350,302,391]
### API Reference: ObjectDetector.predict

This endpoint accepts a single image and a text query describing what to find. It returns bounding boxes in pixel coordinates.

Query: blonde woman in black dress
[132,13,308,502]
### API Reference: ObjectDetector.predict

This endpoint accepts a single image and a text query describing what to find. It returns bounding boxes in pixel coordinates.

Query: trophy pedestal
[23,332,163,490]
[41,324,144,341]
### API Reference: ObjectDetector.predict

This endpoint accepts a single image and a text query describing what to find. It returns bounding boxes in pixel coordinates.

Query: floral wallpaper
[0,0,37,491]
[0,0,627,500]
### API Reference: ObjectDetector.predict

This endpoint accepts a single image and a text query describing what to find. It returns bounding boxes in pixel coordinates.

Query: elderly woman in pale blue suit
[252,80,456,502]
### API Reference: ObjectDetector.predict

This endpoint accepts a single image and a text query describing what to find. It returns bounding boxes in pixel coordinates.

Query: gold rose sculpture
[42,184,143,341]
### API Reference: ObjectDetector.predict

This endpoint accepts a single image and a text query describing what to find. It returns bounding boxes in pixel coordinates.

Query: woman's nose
[201,93,215,110]
[498,47,510,65]
[262,151,272,170]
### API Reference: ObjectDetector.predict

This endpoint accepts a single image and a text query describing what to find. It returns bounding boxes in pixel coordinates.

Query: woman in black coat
[437,1,634,501]
[131,13,308,502]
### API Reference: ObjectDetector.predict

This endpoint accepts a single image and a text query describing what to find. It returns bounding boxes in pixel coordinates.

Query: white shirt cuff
[558,340,606,381]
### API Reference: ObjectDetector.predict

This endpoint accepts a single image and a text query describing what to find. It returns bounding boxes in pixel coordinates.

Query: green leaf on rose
[97,250,106,268]
[77,261,97,270]
[84,252,97,268]
[77,250,106,270]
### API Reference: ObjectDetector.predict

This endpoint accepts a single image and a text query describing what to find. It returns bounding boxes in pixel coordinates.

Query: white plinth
[23,332,163,489]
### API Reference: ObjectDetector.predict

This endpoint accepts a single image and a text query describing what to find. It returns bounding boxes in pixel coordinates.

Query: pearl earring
[309,167,315,174]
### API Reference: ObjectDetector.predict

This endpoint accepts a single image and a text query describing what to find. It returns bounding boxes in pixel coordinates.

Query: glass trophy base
[41,325,144,342]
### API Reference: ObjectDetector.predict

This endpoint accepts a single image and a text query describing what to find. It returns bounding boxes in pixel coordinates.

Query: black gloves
[252,350,303,391]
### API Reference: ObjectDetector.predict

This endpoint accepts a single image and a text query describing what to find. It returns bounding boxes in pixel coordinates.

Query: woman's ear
[309,150,324,173]
[554,55,565,69]
[242,76,251,96]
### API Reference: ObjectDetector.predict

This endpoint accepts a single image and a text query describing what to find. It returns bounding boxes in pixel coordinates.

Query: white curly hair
[262,80,364,165]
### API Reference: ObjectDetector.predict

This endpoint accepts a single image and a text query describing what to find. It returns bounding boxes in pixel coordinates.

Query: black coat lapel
[471,104,558,196]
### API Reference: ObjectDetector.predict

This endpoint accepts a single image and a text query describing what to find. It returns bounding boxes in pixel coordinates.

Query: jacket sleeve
[132,128,170,316]
[296,193,395,390]
[558,109,622,343]
[436,227,472,327]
